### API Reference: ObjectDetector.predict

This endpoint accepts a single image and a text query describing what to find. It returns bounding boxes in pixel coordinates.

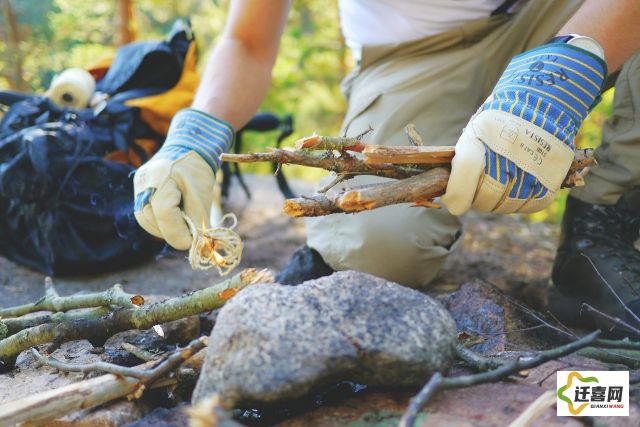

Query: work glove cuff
[155,108,235,171]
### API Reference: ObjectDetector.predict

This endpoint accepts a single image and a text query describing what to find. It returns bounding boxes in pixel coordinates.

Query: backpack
[0,21,196,275]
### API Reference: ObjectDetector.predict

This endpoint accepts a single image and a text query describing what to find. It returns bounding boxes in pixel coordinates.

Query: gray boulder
[192,271,457,405]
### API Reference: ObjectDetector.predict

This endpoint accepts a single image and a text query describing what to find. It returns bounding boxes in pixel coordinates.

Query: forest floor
[1,174,638,427]
[0,174,556,309]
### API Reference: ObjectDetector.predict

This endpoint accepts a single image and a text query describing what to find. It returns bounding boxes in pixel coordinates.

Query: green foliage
[1,0,344,182]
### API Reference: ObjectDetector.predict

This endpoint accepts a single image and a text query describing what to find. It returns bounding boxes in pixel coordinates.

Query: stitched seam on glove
[487,43,607,128]
[470,111,573,191]
[160,109,235,171]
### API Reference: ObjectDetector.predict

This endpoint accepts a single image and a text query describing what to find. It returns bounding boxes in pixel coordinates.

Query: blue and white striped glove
[133,109,234,250]
[442,36,607,215]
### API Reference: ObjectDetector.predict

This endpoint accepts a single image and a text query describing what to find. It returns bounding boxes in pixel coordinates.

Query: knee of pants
[306,200,462,288]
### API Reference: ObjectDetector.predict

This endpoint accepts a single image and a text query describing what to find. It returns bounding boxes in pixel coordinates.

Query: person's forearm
[192,38,274,130]
[558,0,640,72]
[191,0,290,130]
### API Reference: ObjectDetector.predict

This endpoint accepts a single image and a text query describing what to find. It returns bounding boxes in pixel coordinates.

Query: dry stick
[0,338,207,426]
[399,372,443,427]
[284,167,450,217]
[577,347,640,369]
[506,390,556,427]
[581,303,640,337]
[33,336,207,383]
[31,347,157,380]
[480,280,640,364]
[0,277,141,318]
[317,174,348,194]
[579,253,640,328]
[0,307,110,339]
[404,124,423,146]
[455,344,503,372]
[224,148,594,219]
[363,145,455,165]
[295,128,372,152]
[398,331,601,427]
[362,146,595,189]
[0,268,272,370]
[121,342,158,362]
[221,148,423,180]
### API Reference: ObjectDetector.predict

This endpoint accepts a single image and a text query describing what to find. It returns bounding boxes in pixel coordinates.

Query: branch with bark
[221,148,425,180]
[283,167,449,217]
[399,331,601,427]
[0,337,208,426]
[221,128,597,218]
[0,277,141,318]
[0,268,273,371]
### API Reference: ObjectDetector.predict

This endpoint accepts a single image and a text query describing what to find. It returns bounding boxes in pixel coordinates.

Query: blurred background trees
[0,0,611,222]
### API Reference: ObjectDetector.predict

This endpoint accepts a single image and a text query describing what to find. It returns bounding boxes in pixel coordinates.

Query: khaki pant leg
[571,51,640,205]
[306,0,584,288]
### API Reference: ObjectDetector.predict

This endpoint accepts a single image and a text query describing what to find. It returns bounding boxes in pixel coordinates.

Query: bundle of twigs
[221,124,597,217]
[0,269,273,371]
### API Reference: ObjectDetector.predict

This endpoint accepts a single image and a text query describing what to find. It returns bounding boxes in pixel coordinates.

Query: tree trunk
[0,0,26,91]
[115,0,135,46]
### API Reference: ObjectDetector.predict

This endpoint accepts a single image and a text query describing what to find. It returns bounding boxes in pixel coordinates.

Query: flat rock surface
[192,271,458,405]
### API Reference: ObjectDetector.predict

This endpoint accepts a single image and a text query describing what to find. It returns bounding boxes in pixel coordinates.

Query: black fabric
[0,21,194,275]
[96,20,192,95]
[0,119,163,274]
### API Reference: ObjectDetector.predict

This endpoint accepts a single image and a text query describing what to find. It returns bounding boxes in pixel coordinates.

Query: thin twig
[580,253,640,327]
[0,278,141,318]
[399,331,600,427]
[31,347,155,379]
[404,124,423,146]
[506,390,556,427]
[0,339,208,426]
[576,347,640,369]
[0,269,272,370]
[32,336,207,386]
[121,343,158,362]
[295,133,368,152]
[455,345,504,372]
[481,280,640,366]
[284,167,449,217]
[398,372,443,427]
[581,303,640,338]
[221,148,423,180]
[0,307,110,339]
[316,174,347,194]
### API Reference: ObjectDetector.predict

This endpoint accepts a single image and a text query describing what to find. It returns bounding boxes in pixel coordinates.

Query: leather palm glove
[442,36,607,215]
[133,109,234,250]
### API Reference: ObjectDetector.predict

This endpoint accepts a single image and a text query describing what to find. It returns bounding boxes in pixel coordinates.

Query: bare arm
[558,0,640,72]
[192,0,291,130]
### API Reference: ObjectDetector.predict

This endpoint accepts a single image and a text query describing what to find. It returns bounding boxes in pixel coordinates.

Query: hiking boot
[276,245,335,285]
[550,190,640,336]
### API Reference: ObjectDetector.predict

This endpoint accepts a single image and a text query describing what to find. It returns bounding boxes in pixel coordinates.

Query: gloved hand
[133,109,234,250]
[442,36,607,215]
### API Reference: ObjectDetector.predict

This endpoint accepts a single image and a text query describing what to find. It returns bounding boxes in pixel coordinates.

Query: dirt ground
[2,174,639,427]
[0,175,310,308]
[0,174,559,310]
